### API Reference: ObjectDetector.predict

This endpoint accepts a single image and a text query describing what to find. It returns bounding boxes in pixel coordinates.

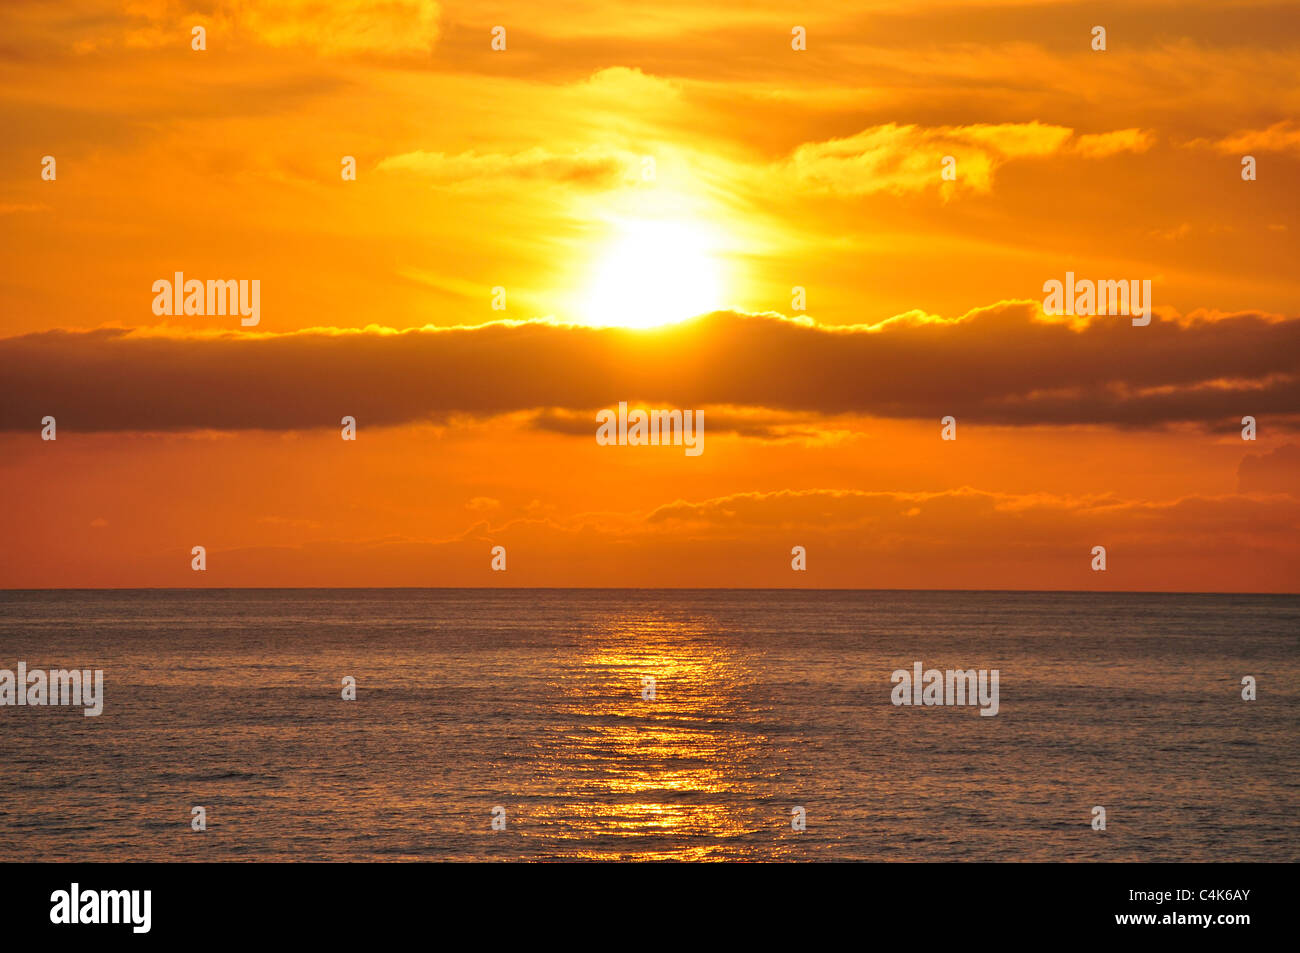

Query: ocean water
[0,589,1295,862]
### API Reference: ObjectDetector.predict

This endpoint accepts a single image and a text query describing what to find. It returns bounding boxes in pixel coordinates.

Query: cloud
[65,0,442,55]
[3,306,1298,432]
[641,486,1300,548]
[232,0,440,55]
[1238,442,1300,495]
[528,406,823,440]
[376,146,634,187]
[1208,120,1300,155]
[1072,128,1156,158]
[625,486,1300,590]
[785,122,1156,196]
[786,121,1072,195]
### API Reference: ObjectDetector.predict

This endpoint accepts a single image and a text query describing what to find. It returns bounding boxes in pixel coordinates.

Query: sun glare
[580,218,726,328]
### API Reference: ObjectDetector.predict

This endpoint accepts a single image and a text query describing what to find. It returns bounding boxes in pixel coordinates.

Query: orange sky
[1,0,1297,590]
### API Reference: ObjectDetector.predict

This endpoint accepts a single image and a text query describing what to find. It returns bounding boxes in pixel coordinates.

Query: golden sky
[1,0,1298,589]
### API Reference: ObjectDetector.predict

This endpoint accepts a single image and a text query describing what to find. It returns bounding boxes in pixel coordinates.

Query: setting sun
[580,218,727,328]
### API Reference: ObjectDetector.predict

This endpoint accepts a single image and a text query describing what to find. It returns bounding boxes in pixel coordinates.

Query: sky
[1,0,1298,590]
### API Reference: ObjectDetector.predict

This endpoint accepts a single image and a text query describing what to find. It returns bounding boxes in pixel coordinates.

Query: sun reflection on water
[520,612,785,860]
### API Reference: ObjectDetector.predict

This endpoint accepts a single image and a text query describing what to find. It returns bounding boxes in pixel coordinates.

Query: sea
[0,589,1296,862]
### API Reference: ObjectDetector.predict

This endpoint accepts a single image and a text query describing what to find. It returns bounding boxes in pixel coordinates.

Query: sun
[580,218,726,328]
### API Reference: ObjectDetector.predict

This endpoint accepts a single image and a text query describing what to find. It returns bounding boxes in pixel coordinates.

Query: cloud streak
[3,304,1297,432]
[784,122,1154,195]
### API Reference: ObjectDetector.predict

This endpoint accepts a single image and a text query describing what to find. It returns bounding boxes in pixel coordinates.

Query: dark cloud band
[2,305,1297,432]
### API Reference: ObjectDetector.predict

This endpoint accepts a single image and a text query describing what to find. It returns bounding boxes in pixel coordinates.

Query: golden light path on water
[518,611,793,861]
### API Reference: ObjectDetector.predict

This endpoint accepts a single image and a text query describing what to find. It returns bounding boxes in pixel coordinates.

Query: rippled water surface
[1,589,1296,861]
